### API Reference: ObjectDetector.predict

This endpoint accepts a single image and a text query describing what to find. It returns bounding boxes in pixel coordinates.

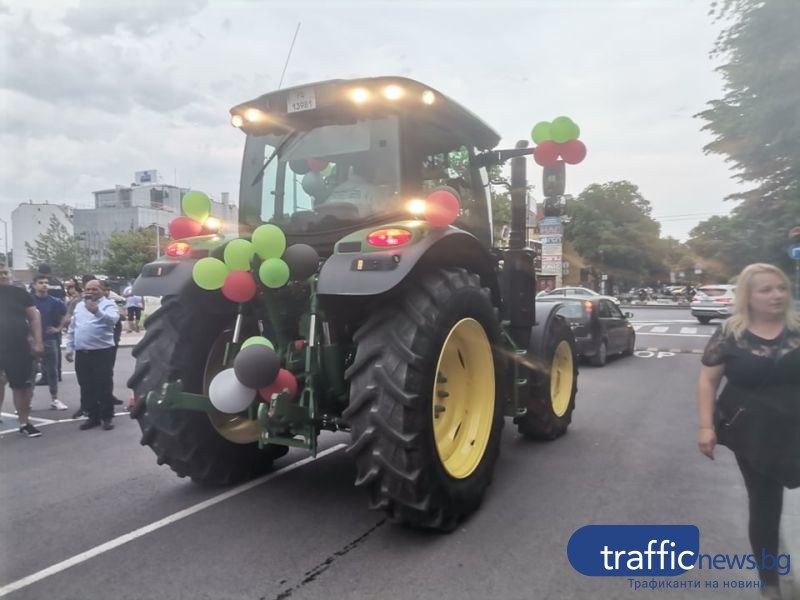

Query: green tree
[25,214,89,277]
[102,228,160,280]
[564,181,665,285]
[695,0,800,271]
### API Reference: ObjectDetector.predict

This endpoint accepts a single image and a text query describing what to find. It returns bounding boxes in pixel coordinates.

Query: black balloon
[289,159,310,175]
[233,344,281,389]
[284,244,320,280]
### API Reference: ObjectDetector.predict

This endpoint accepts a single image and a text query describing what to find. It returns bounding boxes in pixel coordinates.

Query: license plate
[287,88,316,113]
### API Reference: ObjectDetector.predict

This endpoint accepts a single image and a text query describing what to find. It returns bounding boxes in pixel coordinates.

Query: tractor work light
[405,198,427,216]
[231,114,244,128]
[349,87,371,104]
[381,85,405,100]
[367,228,412,247]
[244,108,264,122]
[204,217,222,233]
[421,90,436,105]
[166,241,192,258]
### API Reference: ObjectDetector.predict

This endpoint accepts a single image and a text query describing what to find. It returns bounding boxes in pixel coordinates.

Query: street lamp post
[0,217,8,265]
[154,223,160,259]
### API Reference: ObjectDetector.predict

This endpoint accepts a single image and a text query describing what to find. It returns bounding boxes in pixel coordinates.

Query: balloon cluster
[207,334,299,414]
[169,191,215,240]
[531,117,587,167]
[289,158,335,198]
[191,224,320,303]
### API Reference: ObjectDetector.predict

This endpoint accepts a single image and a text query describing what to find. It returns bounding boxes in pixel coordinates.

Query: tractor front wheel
[344,268,503,530]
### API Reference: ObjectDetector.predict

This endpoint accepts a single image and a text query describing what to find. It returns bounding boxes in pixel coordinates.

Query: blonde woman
[697,263,800,597]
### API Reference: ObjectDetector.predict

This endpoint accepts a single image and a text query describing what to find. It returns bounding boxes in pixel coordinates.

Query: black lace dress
[702,326,800,487]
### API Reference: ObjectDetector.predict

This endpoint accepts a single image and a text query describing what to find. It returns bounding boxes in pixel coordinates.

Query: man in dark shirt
[32,274,67,411]
[34,264,66,385]
[0,264,44,437]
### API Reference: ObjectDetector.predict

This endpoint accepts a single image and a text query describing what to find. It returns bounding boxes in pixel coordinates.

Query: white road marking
[650,326,669,333]
[680,327,698,334]
[0,443,348,598]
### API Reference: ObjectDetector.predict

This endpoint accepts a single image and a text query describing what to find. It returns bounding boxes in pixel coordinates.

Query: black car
[538,295,636,366]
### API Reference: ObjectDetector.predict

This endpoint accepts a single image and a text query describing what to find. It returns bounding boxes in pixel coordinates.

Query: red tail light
[166,242,191,258]
[717,297,732,304]
[366,228,412,247]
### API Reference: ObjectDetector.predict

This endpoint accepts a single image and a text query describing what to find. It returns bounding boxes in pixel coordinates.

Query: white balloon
[208,368,256,414]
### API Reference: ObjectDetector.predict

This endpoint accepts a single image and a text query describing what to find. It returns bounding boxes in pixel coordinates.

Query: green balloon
[192,257,228,290]
[321,163,334,177]
[241,336,275,350]
[531,121,552,144]
[551,116,580,143]
[252,224,287,259]
[182,191,212,222]
[224,239,255,271]
[259,258,290,289]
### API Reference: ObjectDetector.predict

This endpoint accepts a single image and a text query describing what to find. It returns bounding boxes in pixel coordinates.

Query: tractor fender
[528,301,569,357]
[131,259,196,297]
[317,227,498,299]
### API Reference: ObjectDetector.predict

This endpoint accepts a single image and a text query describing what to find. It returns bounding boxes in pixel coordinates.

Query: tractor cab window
[240,116,402,234]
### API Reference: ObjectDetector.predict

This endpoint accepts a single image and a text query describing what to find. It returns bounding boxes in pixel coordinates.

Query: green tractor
[129,76,578,530]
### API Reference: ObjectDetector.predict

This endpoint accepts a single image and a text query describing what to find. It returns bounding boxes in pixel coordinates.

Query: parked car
[538,295,636,366]
[538,286,621,305]
[690,285,736,324]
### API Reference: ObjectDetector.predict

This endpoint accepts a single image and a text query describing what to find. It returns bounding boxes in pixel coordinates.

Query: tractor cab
[233,77,500,252]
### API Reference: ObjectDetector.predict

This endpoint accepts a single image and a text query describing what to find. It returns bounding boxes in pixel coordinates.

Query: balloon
[251,224,286,259]
[283,244,320,280]
[223,239,255,271]
[208,368,256,414]
[233,344,281,389]
[259,258,290,289]
[321,163,334,177]
[308,159,328,172]
[559,139,587,165]
[425,188,461,228]
[182,191,212,222]
[169,216,203,240]
[241,336,275,350]
[221,270,257,303]
[289,159,310,175]
[192,257,228,290]
[259,368,298,402]
[533,141,561,167]
[301,172,326,198]
[550,116,580,143]
[531,121,552,144]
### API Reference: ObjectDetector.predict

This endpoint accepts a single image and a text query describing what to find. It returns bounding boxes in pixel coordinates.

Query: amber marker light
[349,87,371,104]
[166,242,192,258]
[382,85,405,100]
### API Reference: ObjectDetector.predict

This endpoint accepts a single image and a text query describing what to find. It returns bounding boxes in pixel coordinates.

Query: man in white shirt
[325,163,378,217]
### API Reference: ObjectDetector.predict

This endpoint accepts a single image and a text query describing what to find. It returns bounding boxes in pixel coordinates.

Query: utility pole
[0,217,8,265]
[154,223,161,259]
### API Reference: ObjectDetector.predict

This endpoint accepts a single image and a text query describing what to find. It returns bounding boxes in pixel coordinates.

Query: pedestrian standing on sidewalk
[32,274,67,411]
[697,263,800,599]
[0,264,44,437]
[65,279,119,431]
[123,284,143,333]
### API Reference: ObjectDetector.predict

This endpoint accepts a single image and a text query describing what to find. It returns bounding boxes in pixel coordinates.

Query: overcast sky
[0,0,745,246]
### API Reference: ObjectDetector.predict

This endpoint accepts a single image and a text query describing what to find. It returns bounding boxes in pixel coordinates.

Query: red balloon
[168,216,203,240]
[425,189,461,228]
[221,271,257,303]
[533,140,561,167]
[258,368,298,402]
[307,159,328,172]
[559,139,587,165]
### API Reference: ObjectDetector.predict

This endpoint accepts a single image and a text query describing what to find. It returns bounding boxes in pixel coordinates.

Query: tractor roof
[230,76,501,150]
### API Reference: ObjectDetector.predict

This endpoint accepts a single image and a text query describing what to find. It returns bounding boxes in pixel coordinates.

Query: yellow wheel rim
[550,340,574,418]
[432,318,495,479]
[204,329,261,444]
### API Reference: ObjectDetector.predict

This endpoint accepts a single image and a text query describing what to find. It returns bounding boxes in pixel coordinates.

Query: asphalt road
[1,308,798,600]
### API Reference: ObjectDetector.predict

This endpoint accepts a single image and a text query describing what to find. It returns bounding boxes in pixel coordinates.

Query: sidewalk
[118,330,145,347]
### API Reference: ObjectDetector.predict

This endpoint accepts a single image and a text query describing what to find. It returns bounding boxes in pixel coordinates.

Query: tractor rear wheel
[344,268,503,530]
[127,289,287,485]
[516,315,578,440]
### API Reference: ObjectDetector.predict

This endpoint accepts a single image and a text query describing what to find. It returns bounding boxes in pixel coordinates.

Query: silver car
[690,285,736,324]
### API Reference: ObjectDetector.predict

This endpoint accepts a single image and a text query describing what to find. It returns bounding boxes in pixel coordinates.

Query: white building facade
[11,202,74,280]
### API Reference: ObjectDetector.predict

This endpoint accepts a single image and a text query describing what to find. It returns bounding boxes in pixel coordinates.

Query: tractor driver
[325,161,378,217]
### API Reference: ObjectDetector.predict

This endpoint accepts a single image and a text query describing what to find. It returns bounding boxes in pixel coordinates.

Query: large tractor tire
[516,315,578,440]
[344,268,504,531]
[128,288,288,485]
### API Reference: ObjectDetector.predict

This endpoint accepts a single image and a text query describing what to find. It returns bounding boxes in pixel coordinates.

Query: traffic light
[542,161,565,198]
